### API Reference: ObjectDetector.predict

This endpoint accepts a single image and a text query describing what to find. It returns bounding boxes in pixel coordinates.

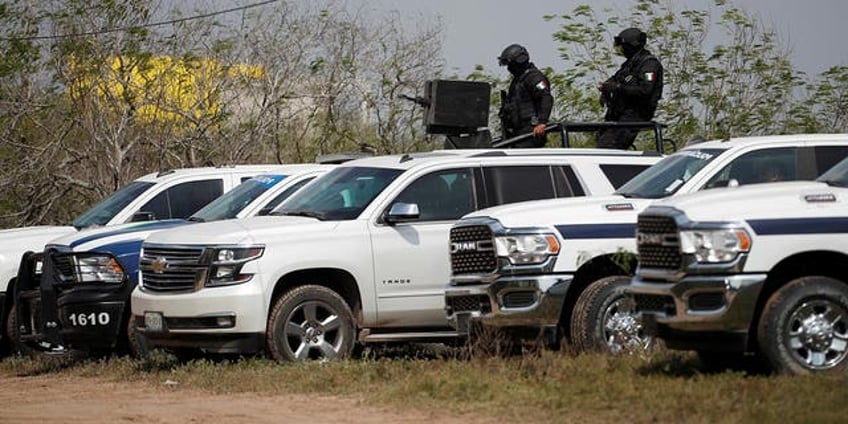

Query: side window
[703,147,798,189]
[815,146,848,175]
[392,169,474,221]
[484,166,557,206]
[138,191,170,221]
[139,179,224,219]
[552,165,585,197]
[261,177,316,215]
[168,180,224,218]
[599,164,651,190]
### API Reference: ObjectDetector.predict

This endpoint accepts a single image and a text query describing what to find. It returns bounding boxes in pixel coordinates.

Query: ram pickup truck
[445,134,848,354]
[130,148,660,361]
[11,165,329,356]
[0,165,289,351]
[631,156,848,374]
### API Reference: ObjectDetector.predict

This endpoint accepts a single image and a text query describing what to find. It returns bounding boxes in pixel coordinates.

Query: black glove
[600,81,621,93]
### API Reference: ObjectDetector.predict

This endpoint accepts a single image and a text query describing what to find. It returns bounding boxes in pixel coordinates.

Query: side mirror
[727,178,740,188]
[131,211,155,222]
[384,202,419,225]
[257,208,272,216]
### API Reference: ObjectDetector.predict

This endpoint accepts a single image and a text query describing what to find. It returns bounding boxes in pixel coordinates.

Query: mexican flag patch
[536,80,548,90]
[644,72,655,82]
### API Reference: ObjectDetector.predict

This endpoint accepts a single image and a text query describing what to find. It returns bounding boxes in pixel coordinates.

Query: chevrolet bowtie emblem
[151,257,168,274]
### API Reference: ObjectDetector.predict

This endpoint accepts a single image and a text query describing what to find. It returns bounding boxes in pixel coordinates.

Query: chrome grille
[140,246,206,291]
[450,225,497,275]
[636,214,681,270]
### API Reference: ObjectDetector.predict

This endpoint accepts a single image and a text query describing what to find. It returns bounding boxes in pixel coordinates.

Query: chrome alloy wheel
[603,297,652,354]
[284,300,346,361]
[785,299,848,370]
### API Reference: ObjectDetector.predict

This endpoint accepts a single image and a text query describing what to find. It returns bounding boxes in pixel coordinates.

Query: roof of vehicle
[337,148,662,171]
[134,164,331,183]
[681,133,848,151]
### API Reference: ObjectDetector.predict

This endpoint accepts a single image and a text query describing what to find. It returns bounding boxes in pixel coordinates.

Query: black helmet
[614,28,647,49]
[498,44,529,66]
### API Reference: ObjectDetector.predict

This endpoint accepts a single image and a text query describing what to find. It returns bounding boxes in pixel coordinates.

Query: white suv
[131,149,660,361]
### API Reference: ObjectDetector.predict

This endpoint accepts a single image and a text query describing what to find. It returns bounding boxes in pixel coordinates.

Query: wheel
[6,304,35,356]
[266,285,355,362]
[757,276,848,375]
[570,275,652,354]
[126,316,153,358]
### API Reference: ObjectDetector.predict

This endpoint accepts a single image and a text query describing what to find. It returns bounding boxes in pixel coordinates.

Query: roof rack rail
[491,121,667,154]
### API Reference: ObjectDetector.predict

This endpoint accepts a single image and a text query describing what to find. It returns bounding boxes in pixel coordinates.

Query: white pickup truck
[131,149,660,361]
[0,165,288,351]
[444,134,848,354]
[631,156,848,374]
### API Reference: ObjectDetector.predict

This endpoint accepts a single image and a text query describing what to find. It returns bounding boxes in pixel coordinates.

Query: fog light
[216,316,235,328]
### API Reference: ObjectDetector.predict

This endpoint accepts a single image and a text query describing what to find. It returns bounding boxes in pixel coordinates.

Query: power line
[0,0,279,41]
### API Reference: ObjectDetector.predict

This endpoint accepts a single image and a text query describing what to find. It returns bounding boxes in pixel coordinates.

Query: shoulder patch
[535,80,549,91]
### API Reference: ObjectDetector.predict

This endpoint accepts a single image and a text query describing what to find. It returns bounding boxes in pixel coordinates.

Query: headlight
[73,255,125,284]
[495,234,560,265]
[207,246,264,287]
[679,229,751,263]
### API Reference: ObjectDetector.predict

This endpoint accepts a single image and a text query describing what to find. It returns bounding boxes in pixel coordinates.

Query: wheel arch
[559,252,636,341]
[271,268,363,323]
[747,250,848,351]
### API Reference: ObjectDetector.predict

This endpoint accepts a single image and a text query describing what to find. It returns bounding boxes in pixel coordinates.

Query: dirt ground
[0,374,494,424]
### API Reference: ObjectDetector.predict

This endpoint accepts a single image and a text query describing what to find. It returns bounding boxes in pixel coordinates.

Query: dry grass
[2,346,847,423]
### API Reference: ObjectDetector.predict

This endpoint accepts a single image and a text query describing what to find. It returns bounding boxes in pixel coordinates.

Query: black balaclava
[615,28,646,59]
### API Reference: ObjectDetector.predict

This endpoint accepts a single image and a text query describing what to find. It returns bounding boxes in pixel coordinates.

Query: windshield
[817,157,848,187]
[72,181,156,229]
[275,166,403,220]
[616,148,726,199]
[190,175,287,222]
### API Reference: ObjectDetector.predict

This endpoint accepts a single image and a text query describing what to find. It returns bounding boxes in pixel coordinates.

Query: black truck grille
[140,246,206,291]
[450,225,497,275]
[636,214,682,270]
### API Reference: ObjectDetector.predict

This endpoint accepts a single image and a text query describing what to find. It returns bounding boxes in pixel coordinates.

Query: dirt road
[0,374,492,424]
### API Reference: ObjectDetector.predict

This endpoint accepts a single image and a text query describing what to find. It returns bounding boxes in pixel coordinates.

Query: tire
[570,275,651,354]
[126,316,153,358]
[757,276,848,375]
[266,285,355,362]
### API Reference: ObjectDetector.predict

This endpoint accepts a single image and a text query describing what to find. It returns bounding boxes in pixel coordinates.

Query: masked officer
[597,28,663,149]
[497,44,554,148]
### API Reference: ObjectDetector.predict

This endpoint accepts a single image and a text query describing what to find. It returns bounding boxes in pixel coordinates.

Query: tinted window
[553,166,584,197]
[704,147,798,188]
[392,169,474,221]
[817,157,848,187]
[138,179,224,220]
[600,164,652,189]
[72,181,155,228]
[484,166,558,205]
[815,146,848,174]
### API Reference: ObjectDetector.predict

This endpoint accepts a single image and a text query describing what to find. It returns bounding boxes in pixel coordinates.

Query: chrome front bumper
[445,274,572,334]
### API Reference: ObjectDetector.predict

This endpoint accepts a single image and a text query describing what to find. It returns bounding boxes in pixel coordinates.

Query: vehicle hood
[650,181,839,222]
[462,195,654,228]
[0,225,78,278]
[48,220,191,252]
[144,215,340,246]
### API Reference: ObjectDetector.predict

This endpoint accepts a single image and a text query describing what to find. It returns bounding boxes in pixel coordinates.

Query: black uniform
[500,63,553,147]
[598,42,664,149]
